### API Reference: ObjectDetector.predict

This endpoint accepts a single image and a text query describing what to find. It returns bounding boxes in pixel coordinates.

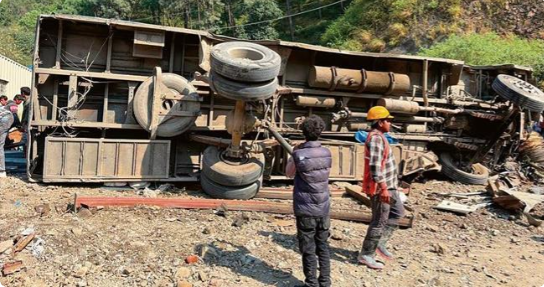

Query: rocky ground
[1,175,544,287]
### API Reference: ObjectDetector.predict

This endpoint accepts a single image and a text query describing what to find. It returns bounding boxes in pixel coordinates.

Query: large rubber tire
[439,153,489,185]
[492,74,544,112]
[133,73,200,137]
[211,41,281,83]
[202,146,265,187]
[210,71,278,102]
[201,173,260,200]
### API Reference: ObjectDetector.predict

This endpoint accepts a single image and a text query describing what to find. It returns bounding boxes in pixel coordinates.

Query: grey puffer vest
[292,141,332,217]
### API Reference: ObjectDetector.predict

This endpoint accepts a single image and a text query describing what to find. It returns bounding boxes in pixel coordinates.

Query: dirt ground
[1,175,544,287]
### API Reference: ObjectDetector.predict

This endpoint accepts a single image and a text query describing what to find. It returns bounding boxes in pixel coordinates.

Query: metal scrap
[1,261,24,276]
[435,200,492,215]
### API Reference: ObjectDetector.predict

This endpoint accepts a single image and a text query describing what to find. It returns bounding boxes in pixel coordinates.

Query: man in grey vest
[286,115,332,287]
[0,104,14,177]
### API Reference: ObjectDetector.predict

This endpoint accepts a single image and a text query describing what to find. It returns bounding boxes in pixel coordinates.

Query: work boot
[376,225,397,260]
[357,254,384,270]
[359,235,383,269]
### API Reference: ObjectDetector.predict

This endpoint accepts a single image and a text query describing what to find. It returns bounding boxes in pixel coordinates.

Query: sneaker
[357,254,384,269]
[0,172,6,178]
[376,246,393,260]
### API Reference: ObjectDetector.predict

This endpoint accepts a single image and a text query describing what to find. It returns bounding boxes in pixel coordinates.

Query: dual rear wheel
[200,146,265,199]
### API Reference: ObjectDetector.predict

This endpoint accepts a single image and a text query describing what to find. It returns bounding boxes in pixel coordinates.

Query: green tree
[231,0,283,40]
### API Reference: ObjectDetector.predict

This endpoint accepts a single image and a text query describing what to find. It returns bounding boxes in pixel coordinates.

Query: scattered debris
[431,243,446,255]
[331,233,344,241]
[487,175,544,226]
[73,265,89,278]
[215,205,228,217]
[175,266,191,279]
[34,204,51,217]
[71,227,83,236]
[20,227,35,236]
[272,219,294,227]
[0,240,12,254]
[435,200,491,215]
[2,260,24,276]
[157,183,174,192]
[137,188,159,198]
[13,233,36,253]
[232,214,250,227]
[185,255,199,264]
[31,237,46,257]
[77,207,93,218]
[128,182,151,190]
[198,271,208,281]
[529,186,544,195]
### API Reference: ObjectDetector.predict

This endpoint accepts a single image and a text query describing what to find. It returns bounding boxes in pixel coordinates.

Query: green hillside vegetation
[321,0,467,52]
[419,33,544,86]
[0,0,543,86]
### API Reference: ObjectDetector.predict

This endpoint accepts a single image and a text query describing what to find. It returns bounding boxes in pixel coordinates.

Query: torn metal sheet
[435,200,491,215]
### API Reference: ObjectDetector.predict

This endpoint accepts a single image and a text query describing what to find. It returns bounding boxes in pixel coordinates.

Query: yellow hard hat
[367,106,394,121]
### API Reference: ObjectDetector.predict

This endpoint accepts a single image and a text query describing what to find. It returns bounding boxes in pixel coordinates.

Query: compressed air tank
[308,66,411,96]
[377,98,420,114]
[296,95,336,108]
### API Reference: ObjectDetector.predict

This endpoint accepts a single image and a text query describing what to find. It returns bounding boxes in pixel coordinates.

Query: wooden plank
[345,184,371,207]
[13,233,35,253]
[74,196,413,227]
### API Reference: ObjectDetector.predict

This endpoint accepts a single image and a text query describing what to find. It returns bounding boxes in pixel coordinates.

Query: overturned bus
[27,14,544,198]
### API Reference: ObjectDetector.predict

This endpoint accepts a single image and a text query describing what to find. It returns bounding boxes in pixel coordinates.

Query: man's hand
[379,182,390,203]
[380,189,391,204]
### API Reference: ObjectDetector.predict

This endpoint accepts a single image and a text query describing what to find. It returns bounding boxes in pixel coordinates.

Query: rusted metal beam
[74,196,413,227]
[256,188,345,200]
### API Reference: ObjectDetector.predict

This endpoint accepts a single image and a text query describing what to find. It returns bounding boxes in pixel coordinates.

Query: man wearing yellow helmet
[357,106,404,270]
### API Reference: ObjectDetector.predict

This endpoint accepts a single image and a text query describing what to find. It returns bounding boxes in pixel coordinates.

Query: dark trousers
[296,216,331,287]
[361,188,405,255]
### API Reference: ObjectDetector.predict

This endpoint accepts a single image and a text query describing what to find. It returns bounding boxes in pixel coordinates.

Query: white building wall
[0,54,32,99]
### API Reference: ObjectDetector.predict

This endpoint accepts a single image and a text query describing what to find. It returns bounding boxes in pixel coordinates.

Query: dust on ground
[1,175,543,287]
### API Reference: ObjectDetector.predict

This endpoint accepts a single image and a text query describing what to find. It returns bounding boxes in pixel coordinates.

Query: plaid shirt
[367,132,398,190]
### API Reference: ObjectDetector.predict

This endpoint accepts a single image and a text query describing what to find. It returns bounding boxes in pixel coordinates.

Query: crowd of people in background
[0,86,30,178]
